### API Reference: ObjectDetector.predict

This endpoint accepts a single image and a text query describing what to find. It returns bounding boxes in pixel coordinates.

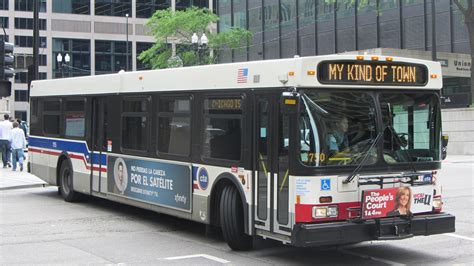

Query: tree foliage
[138,7,252,69]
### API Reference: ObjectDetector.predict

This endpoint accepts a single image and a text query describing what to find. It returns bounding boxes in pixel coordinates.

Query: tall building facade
[0,0,214,122]
[217,0,472,108]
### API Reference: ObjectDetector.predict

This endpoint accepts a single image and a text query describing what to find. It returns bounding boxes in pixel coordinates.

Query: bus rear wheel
[59,160,82,202]
[219,185,253,250]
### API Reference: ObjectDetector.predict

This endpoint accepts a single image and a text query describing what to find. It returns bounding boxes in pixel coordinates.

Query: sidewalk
[0,160,47,191]
[442,155,474,164]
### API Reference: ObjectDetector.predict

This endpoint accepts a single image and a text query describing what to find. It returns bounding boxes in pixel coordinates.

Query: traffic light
[0,41,14,98]
[0,41,15,79]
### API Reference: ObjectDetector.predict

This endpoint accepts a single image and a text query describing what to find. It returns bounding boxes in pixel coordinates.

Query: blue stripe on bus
[28,136,107,165]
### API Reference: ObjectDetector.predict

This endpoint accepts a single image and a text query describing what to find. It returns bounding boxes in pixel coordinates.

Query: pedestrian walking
[10,122,27,171]
[0,114,13,168]
[17,118,28,137]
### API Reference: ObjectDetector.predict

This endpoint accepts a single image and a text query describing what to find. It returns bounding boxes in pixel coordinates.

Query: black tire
[220,185,253,251]
[59,160,82,202]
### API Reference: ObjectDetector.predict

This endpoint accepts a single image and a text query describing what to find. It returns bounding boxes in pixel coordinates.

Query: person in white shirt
[0,114,13,168]
[10,121,26,171]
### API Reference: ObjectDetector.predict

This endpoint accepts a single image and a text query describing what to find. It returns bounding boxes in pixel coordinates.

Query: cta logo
[198,168,209,190]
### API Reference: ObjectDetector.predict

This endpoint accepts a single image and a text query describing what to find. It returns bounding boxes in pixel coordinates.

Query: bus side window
[43,99,61,136]
[202,96,243,162]
[65,98,86,139]
[121,97,149,152]
[30,98,40,136]
[157,96,191,156]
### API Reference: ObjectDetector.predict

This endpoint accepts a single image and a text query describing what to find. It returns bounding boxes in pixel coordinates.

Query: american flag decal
[237,68,249,83]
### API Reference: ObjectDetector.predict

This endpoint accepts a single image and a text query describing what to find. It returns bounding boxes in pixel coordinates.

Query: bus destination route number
[317,61,428,86]
[208,98,242,110]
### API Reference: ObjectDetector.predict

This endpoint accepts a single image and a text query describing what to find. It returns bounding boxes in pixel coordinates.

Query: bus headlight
[312,206,338,218]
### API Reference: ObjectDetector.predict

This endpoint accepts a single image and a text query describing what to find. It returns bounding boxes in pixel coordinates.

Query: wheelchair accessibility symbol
[321,179,331,191]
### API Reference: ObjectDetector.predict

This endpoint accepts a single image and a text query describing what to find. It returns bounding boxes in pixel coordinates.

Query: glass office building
[0,0,214,121]
[217,0,471,108]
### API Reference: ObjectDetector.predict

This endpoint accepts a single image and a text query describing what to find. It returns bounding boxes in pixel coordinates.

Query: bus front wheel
[59,160,82,202]
[220,185,253,250]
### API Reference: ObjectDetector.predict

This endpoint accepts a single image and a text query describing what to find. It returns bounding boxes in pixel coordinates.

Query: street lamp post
[126,13,129,71]
[56,53,63,78]
[56,52,70,78]
[191,33,208,65]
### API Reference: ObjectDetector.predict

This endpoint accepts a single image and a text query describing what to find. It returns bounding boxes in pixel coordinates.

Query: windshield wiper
[386,126,418,174]
[301,93,328,114]
[342,128,384,184]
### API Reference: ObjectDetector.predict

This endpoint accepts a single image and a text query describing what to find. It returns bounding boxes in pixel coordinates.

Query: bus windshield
[380,92,441,163]
[299,90,441,167]
[299,91,378,166]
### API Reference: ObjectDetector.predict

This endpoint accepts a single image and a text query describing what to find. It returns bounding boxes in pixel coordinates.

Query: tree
[452,0,474,105]
[138,7,252,69]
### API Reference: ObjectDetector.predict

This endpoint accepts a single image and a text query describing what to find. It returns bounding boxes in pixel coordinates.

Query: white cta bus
[29,54,454,250]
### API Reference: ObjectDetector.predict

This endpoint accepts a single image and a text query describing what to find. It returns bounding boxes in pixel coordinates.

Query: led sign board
[317,61,428,86]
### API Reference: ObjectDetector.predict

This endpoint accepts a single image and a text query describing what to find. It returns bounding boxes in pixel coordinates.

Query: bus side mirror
[441,134,449,160]
[280,91,299,114]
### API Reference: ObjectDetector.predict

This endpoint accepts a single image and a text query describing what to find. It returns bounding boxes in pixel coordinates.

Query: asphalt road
[0,158,472,265]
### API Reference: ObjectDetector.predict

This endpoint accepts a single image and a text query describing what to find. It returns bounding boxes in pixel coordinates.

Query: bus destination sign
[317,61,428,86]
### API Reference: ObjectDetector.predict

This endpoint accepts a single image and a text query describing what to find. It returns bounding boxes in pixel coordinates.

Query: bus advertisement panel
[362,186,434,219]
[107,156,191,212]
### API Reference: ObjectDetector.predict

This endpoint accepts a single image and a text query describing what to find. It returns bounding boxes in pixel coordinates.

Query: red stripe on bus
[28,147,107,173]
[28,147,60,156]
[295,202,360,223]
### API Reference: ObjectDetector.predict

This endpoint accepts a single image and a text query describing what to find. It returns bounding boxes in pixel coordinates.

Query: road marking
[165,254,230,264]
[339,248,405,266]
[444,233,474,242]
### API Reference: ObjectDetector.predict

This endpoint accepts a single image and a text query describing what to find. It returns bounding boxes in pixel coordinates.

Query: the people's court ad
[107,156,191,212]
[362,185,434,219]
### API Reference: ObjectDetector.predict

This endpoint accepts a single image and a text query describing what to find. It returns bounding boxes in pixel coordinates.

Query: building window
[15,111,27,123]
[136,0,170,18]
[15,0,46,12]
[14,90,28,102]
[157,96,191,156]
[14,72,46,83]
[14,72,28,83]
[14,18,46,30]
[39,54,47,66]
[121,97,149,152]
[53,38,91,78]
[95,0,131,17]
[136,42,153,70]
[0,0,8,10]
[52,0,90,14]
[14,36,47,48]
[176,0,208,11]
[14,54,46,69]
[1,17,8,28]
[95,40,131,75]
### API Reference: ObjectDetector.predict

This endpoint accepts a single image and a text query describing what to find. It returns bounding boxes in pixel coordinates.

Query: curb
[0,183,48,191]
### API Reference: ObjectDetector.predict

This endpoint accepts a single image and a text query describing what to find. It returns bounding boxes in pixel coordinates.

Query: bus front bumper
[291,213,455,247]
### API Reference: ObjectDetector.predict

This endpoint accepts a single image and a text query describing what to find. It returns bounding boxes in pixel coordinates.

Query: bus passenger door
[254,93,291,236]
[90,97,108,194]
